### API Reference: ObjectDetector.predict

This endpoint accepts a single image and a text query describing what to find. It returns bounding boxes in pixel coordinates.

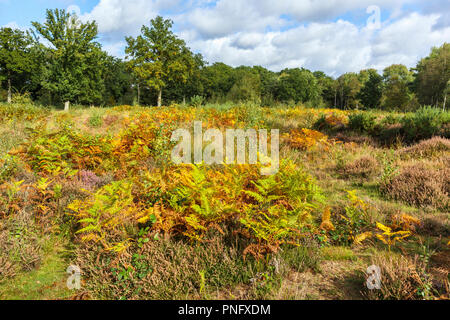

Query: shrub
[313,112,349,131]
[87,113,104,128]
[348,112,377,134]
[283,128,330,151]
[67,180,147,251]
[0,103,47,122]
[340,156,379,180]
[401,107,450,142]
[135,160,323,258]
[190,95,205,108]
[11,92,33,105]
[416,213,449,237]
[112,112,173,172]
[21,126,111,175]
[327,191,375,246]
[377,124,403,145]
[397,137,450,159]
[74,234,265,300]
[380,164,449,210]
[0,210,44,281]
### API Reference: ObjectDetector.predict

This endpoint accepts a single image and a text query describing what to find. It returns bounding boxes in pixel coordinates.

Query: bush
[401,107,450,142]
[11,92,33,105]
[348,112,377,134]
[0,103,48,122]
[88,113,104,128]
[397,137,450,159]
[75,234,266,300]
[340,156,379,180]
[22,125,111,175]
[190,95,205,108]
[380,164,449,210]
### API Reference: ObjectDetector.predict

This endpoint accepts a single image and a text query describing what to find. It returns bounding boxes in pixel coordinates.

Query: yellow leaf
[376,222,392,233]
[376,234,388,245]
[354,232,372,245]
[320,207,335,231]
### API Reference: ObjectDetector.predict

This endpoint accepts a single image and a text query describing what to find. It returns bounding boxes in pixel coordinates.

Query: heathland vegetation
[0,9,448,300]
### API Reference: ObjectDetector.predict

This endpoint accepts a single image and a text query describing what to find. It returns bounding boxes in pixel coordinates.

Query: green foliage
[380,151,399,185]
[11,92,33,105]
[275,68,321,105]
[336,72,362,109]
[0,155,19,182]
[348,112,377,134]
[401,106,450,141]
[190,95,204,108]
[328,191,373,246]
[31,9,106,105]
[227,68,261,104]
[23,125,110,175]
[125,16,198,107]
[357,70,383,109]
[67,180,136,246]
[88,112,103,128]
[0,27,33,103]
[382,64,414,111]
[135,160,323,258]
[0,103,47,122]
[414,43,449,109]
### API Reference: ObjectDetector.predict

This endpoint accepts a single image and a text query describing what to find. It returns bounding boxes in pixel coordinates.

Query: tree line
[0,9,449,110]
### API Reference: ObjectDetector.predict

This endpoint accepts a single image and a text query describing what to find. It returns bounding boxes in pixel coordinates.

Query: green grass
[321,246,357,261]
[0,236,72,300]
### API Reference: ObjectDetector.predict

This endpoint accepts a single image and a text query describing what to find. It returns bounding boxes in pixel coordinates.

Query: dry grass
[365,253,433,300]
[380,164,449,210]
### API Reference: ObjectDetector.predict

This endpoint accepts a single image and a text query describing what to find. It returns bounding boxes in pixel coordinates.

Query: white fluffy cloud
[75,0,450,75]
[189,13,449,75]
[80,0,181,40]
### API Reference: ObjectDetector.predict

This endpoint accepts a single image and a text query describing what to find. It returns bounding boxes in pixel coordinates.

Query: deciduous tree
[414,43,450,109]
[125,16,196,107]
[32,9,103,108]
[0,27,33,103]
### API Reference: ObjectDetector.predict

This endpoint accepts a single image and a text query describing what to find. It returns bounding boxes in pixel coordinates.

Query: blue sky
[1,0,449,76]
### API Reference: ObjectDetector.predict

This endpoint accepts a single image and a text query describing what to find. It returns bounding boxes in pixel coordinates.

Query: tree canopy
[125,16,198,107]
[0,8,448,111]
[31,9,105,106]
[0,27,33,103]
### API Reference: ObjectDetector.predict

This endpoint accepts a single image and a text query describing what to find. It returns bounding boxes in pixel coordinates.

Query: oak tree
[125,16,196,107]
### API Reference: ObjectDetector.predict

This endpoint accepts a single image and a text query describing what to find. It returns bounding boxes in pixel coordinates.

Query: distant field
[0,103,448,300]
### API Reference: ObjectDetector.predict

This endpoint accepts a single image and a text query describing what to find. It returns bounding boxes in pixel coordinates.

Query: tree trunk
[443,93,447,111]
[64,101,70,111]
[7,76,12,104]
[157,89,162,107]
[183,95,186,106]
[137,83,140,106]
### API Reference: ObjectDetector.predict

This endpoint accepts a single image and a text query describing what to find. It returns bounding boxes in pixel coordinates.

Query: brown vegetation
[380,164,449,210]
